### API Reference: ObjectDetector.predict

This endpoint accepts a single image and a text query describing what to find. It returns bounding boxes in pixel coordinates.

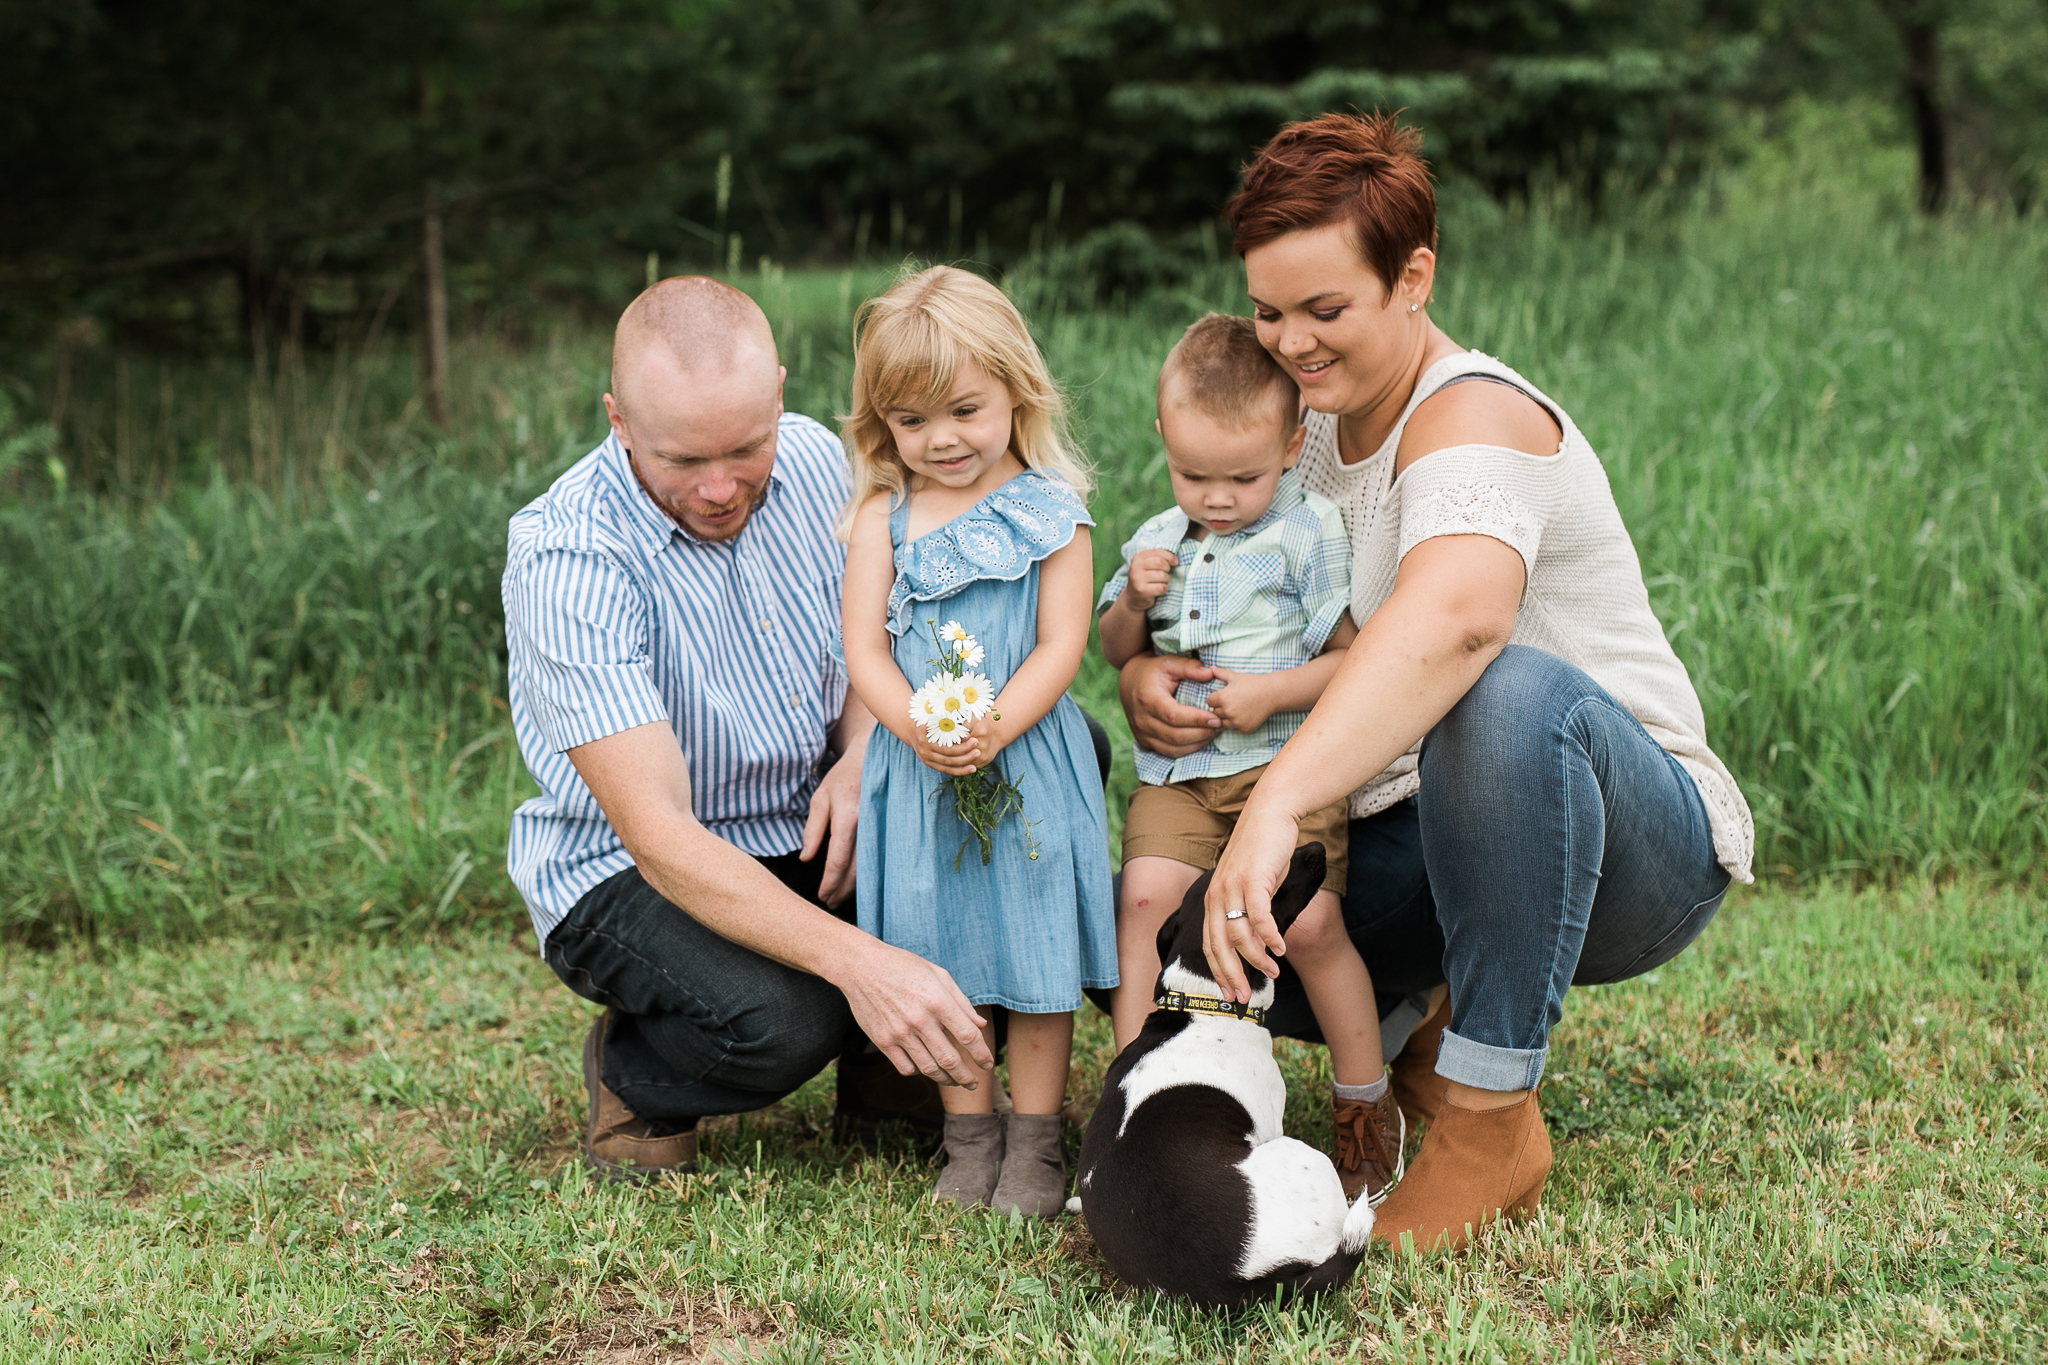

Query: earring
[1409,303,1419,313]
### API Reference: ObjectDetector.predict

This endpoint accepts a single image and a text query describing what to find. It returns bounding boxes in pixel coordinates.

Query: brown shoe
[1370,1089,1550,1252]
[833,1040,946,1150]
[582,1012,698,1183]
[1331,1090,1404,1203]
[1388,992,1452,1131]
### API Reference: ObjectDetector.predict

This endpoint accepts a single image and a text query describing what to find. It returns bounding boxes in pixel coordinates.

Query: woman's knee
[1422,647,1599,785]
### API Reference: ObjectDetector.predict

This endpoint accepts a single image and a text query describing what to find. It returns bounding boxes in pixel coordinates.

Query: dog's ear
[1154,869,1217,989]
[1262,843,1329,939]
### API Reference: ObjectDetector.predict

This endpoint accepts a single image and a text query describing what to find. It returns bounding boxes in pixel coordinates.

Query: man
[503,276,995,1181]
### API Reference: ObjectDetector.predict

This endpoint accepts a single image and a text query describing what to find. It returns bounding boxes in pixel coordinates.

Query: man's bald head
[610,276,778,417]
[603,277,787,542]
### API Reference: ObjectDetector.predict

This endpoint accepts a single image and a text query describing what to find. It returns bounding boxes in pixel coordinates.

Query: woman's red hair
[1226,112,1438,292]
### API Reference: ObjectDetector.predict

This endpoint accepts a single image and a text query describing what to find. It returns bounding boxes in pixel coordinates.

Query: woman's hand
[1205,668,1278,734]
[1202,804,1304,1003]
[1119,653,1222,759]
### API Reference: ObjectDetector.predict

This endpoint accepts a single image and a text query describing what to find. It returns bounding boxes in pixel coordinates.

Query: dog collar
[1155,990,1267,1025]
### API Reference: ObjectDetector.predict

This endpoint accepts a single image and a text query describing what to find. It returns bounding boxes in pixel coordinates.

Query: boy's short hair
[1158,313,1299,436]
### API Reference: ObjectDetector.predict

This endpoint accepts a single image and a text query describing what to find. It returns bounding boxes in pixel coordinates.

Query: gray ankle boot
[933,1113,1005,1208]
[990,1113,1067,1219]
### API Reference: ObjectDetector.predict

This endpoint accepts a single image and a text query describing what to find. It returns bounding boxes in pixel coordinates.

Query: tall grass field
[5,178,2045,941]
[2,166,2044,1361]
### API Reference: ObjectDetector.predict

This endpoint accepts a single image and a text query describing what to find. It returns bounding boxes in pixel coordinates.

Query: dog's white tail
[1339,1189,1376,1254]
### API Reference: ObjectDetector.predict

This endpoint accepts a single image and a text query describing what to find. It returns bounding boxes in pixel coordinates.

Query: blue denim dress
[854,470,1117,1013]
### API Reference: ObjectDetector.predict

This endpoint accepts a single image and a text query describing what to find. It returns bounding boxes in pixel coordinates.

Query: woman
[1119,113,1753,1250]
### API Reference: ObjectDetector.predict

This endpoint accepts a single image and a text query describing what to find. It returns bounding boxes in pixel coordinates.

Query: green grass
[2,879,2042,1361]
[4,149,2044,1360]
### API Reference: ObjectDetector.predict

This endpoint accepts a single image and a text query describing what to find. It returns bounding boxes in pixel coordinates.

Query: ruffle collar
[887,470,1093,636]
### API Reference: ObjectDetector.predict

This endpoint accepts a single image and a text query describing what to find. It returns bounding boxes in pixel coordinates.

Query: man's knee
[719,972,853,1092]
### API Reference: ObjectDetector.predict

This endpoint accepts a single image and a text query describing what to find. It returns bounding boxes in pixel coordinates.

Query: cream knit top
[1296,350,1755,882]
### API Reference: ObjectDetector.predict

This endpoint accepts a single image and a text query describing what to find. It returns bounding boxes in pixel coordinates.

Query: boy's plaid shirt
[1097,469,1352,785]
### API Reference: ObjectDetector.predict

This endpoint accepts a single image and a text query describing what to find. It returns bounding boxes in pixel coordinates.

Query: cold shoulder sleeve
[1393,445,1567,579]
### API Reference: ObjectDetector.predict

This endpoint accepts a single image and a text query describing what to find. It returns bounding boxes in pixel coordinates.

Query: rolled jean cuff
[1436,1027,1548,1092]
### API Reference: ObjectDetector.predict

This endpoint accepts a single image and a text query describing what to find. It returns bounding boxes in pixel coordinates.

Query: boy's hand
[1206,667,1277,734]
[1119,549,1178,613]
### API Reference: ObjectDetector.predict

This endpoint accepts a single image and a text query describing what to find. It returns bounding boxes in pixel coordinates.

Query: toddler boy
[1098,313,1398,1200]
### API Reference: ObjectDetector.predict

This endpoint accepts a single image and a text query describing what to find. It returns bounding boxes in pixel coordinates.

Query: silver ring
[1224,910,1248,921]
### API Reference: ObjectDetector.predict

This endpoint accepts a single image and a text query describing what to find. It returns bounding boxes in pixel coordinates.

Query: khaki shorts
[1122,764,1350,895]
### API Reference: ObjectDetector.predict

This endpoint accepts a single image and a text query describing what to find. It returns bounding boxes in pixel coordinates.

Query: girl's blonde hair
[837,265,1090,539]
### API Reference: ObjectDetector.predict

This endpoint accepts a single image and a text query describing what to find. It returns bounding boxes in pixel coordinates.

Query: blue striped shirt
[503,414,851,946]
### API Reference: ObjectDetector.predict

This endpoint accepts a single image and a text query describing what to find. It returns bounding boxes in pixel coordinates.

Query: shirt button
[759,617,775,632]
[1188,609,1201,620]
[1203,553,1214,563]
[787,691,803,707]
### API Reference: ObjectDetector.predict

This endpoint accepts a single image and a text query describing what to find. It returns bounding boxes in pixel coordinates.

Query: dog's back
[1076,847,1372,1308]
[1080,1011,1365,1306]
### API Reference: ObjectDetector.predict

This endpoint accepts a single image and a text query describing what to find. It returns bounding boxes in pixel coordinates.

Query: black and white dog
[1071,844,1374,1307]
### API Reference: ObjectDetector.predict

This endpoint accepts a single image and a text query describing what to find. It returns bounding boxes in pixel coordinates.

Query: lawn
[3,879,2042,1361]
[3,148,2046,1361]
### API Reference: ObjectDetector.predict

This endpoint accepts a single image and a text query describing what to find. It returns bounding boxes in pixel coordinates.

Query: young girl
[840,266,1115,1218]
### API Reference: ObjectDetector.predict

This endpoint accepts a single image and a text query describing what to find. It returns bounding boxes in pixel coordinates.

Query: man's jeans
[1263,645,1731,1092]
[544,713,1115,1122]
[545,855,855,1122]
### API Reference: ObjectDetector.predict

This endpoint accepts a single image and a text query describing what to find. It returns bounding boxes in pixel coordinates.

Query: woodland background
[5,0,2047,393]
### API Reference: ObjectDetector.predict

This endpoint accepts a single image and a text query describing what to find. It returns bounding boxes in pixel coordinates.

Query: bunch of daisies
[908,620,998,746]
[911,619,1039,868]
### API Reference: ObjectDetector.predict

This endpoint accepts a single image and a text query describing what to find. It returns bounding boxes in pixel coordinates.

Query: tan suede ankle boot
[1370,1089,1550,1252]
[933,1114,1005,1208]
[1387,993,1451,1132]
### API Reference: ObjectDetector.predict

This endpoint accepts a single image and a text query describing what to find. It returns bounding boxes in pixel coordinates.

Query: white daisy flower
[908,682,944,726]
[954,672,995,721]
[939,620,970,644]
[926,711,969,746]
[953,638,986,668]
[935,677,970,718]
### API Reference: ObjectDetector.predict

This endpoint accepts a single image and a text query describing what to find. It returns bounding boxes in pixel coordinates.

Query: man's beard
[659,488,761,541]
[631,458,765,542]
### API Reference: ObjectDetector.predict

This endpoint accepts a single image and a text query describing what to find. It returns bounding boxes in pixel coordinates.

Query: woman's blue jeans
[1262,645,1731,1091]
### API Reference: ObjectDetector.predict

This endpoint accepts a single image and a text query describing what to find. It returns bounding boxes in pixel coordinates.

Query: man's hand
[830,939,996,1087]
[1119,652,1222,759]
[1120,548,1178,613]
[1205,667,1279,734]
[801,696,875,907]
[799,751,862,907]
